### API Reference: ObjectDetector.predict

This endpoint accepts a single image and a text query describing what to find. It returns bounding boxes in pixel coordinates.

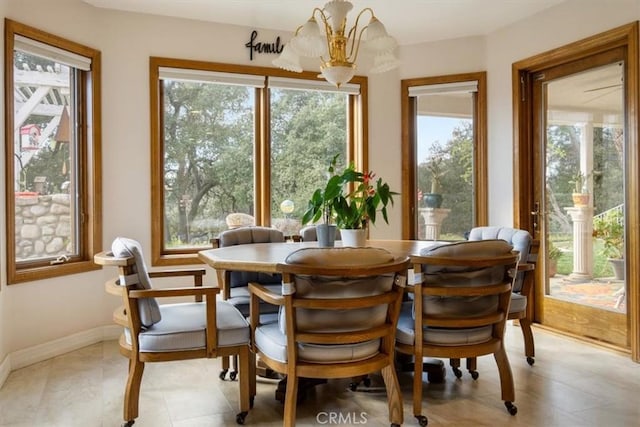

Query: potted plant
[569,171,590,206]
[301,154,343,247]
[547,240,562,277]
[302,154,398,247]
[424,154,446,208]
[592,209,625,279]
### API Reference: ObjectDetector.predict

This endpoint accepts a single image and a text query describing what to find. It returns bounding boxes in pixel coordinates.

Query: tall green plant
[301,154,398,230]
[592,210,624,259]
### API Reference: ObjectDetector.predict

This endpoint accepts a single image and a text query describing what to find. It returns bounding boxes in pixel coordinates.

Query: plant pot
[424,193,443,208]
[608,258,625,280]
[548,259,558,278]
[340,228,367,247]
[572,193,589,207]
[316,224,337,247]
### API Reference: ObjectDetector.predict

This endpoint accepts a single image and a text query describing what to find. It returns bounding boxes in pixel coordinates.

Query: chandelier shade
[273,0,399,87]
[272,44,303,72]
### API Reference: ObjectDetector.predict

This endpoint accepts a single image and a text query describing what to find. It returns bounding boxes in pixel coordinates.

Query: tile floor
[1,323,639,426]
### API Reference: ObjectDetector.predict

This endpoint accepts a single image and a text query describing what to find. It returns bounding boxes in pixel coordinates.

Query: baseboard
[0,353,10,391]
[5,324,121,377]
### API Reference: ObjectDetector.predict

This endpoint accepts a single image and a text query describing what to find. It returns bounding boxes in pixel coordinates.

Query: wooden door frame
[512,22,639,361]
[401,72,488,239]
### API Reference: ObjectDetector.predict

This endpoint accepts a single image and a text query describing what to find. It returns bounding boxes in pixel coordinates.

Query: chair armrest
[128,286,220,299]
[508,262,535,278]
[149,269,206,279]
[248,282,284,305]
[517,262,535,272]
[94,251,134,267]
[149,269,206,302]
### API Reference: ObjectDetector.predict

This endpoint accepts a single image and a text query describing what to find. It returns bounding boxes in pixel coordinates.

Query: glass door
[533,52,627,346]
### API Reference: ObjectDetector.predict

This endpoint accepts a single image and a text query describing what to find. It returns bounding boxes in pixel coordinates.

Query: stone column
[565,205,594,280]
[419,208,451,240]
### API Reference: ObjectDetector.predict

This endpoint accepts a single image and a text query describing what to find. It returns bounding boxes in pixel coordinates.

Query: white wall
[0,0,639,375]
[484,0,639,225]
[0,0,294,359]
[0,0,8,379]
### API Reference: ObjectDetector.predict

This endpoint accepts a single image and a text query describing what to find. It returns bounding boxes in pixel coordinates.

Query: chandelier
[273,0,399,87]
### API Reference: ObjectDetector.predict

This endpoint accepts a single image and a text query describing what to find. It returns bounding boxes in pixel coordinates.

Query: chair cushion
[254,322,380,364]
[126,301,249,352]
[285,247,394,267]
[468,226,533,292]
[509,292,527,313]
[396,302,493,346]
[280,247,396,334]
[418,240,514,318]
[219,227,284,288]
[111,237,161,327]
[228,284,282,317]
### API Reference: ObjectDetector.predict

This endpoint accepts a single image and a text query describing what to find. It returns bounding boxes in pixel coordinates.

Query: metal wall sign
[245,30,284,60]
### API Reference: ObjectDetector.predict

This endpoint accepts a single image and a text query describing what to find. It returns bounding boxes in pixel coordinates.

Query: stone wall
[14,193,72,260]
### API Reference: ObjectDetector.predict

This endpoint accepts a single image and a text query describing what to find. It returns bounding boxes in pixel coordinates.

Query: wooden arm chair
[95,237,254,426]
[249,247,410,427]
[468,226,539,366]
[217,226,285,380]
[396,240,520,426]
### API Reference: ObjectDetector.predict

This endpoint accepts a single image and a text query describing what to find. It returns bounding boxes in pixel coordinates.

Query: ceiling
[81,0,567,45]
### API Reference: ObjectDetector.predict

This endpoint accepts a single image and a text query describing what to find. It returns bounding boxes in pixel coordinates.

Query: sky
[417,115,470,163]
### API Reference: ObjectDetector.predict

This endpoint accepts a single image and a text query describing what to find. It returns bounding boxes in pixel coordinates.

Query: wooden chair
[396,240,520,426]
[249,247,410,427]
[95,237,255,426]
[467,226,539,366]
[216,226,285,380]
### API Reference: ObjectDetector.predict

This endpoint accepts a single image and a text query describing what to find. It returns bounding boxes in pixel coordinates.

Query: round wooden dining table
[198,239,443,272]
[198,238,450,394]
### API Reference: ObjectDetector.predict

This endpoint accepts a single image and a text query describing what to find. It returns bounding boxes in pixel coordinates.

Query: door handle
[530,201,541,234]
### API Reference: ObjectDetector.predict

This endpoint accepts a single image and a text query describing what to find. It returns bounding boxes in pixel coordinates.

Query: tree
[417,120,473,238]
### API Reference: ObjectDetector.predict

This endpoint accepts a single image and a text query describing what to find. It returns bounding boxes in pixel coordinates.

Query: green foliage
[426,152,446,193]
[269,89,347,221]
[302,154,398,230]
[547,240,562,260]
[592,210,624,259]
[417,122,473,236]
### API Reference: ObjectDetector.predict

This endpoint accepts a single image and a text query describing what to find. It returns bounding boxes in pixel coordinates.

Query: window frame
[400,72,488,239]
[4,19,102,284]
[150,57,367,266]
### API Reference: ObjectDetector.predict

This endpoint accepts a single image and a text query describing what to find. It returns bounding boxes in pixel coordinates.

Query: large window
[150,58,366,265]
[401,72,487,240]
[4,19,102,283]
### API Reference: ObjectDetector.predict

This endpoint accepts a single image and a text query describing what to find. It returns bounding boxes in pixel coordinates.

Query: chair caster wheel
[363,377,371,387]
[349,382,358,391]
[505,401,518,415]
[236,411,248,424]
[469,370,479,380]
[453,367,462,379]
[527,356,535,366]
[229,371,238,381]
[415,414,428,426]
[219,369,228,380]
[122,421,135,427]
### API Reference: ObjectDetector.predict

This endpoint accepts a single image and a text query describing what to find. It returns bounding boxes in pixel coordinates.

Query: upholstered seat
[95,237,254,426]
[124,301,249,352]
[250,247,410,427]
[217,226,285,379]
[396,240,520,426]
[468,226,538,365]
